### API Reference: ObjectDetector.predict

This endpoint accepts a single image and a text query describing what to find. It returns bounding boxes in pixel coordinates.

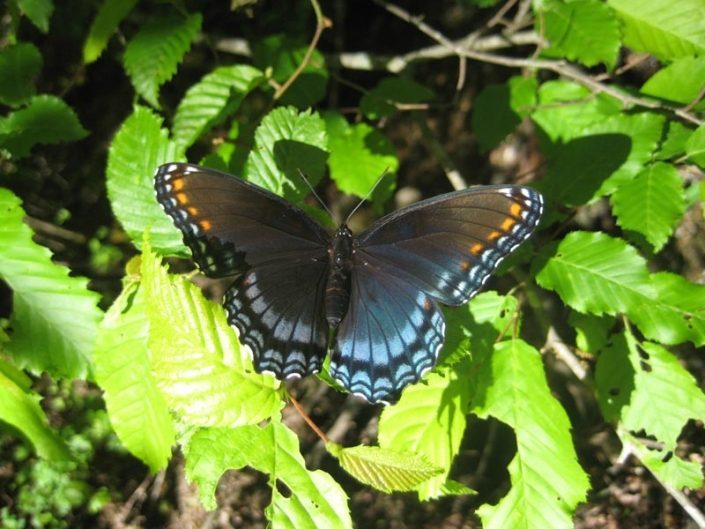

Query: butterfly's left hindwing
[154,163,330,379]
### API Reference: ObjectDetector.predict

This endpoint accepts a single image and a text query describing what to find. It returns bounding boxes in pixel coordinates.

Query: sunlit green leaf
[0,188,101,379]
[94,272,175,472]
[473,340,589,529]
[142,240,281,427]
[611,162,686,250]
[106,105,185,254]
[185,423,352,528]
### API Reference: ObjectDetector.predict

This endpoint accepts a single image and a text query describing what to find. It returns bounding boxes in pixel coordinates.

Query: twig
[273,0,330,101]
[542,326,588,381]
[413,113,468,190]
[289,393,329,443]
[370,0,704,126]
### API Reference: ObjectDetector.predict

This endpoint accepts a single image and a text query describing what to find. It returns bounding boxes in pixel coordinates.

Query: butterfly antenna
[297,169,334,219]
[344,168,391,224]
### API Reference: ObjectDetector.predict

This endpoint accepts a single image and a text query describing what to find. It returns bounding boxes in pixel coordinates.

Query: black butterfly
[154,163,543,404]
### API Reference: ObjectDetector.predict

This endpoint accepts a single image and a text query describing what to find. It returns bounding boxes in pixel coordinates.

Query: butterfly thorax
[325,225,354,328]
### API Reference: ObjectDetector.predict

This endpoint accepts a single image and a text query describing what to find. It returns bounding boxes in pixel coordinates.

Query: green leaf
[106,105,185,254]
[15,0,54,32]
[641,56,705,109]
[583,112,666,195]
[328,443,443,493]
[0,42,42,106]
[611,162,685,251]
[542,0,620,68]
[569,311,612,354]
[244,106,328,202]
[360,77,435,119]
[685,121,705,168]
[535,231,654,316]
[530,80,621,144]
[473,75,538,152]
[473,340,589,529]
[94,273,175,472]
[631,436,704,490]
[172,64,265,149]
[83,0,139,63]
[656,120,692,160]
[0,188,102,379]
[596,332,705,449]
[252,34,328,109]
[185,423,352,528]
[630,272,705,347]
[607,0,705,60]
[123,11,202,108]
[325,112,398,202]
[378,363,470,500]
[539,133,632,206]
[0,95,88,158]
[0,367,70,461]
[142,240,281,427]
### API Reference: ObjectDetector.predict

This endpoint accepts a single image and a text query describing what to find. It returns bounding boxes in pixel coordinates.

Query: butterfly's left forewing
[154,163,331,379]
[356,186,543,306]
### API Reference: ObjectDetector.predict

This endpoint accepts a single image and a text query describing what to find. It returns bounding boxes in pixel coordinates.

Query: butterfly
[154,163,543,404]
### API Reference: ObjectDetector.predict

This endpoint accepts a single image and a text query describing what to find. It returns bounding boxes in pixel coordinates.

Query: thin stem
[273,0,330,101]
[289,394,329,443]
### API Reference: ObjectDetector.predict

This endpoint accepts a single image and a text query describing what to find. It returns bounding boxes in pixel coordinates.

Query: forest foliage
[1,0,704,527]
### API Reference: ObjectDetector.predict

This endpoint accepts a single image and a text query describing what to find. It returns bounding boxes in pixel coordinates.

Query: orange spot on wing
[187,206,199,216]
[500,217,516,231]
[172,178,185,191]
[487,230,501,241]
[175,192,189,204]
[510,202,522,216]
[460,259,470,272]
[200,219,212,231]
[424,298,433,311]
[470,243,484,255]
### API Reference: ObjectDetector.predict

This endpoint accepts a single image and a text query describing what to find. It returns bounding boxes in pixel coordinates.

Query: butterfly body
[325,226,354,327]
[155,163,543,404]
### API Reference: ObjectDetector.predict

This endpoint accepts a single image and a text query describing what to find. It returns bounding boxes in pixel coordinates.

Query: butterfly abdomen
[325,226,354,328]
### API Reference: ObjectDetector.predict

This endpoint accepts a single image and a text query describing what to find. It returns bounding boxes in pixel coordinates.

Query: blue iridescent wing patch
[330,263,445,404]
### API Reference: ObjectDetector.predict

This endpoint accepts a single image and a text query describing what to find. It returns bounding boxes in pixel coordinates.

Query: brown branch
[370,0,704,126]
[273,0,330,101]
[289,393,329,443]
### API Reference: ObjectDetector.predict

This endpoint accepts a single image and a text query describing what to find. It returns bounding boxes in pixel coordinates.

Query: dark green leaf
[83,0,139,63]
[0,95,88,158]
[172,64,265,149]
[123,11,202,108]
[14,0,54,32]
[0,42,42,106]
[539,133,631,205]
[360,77,435,119]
